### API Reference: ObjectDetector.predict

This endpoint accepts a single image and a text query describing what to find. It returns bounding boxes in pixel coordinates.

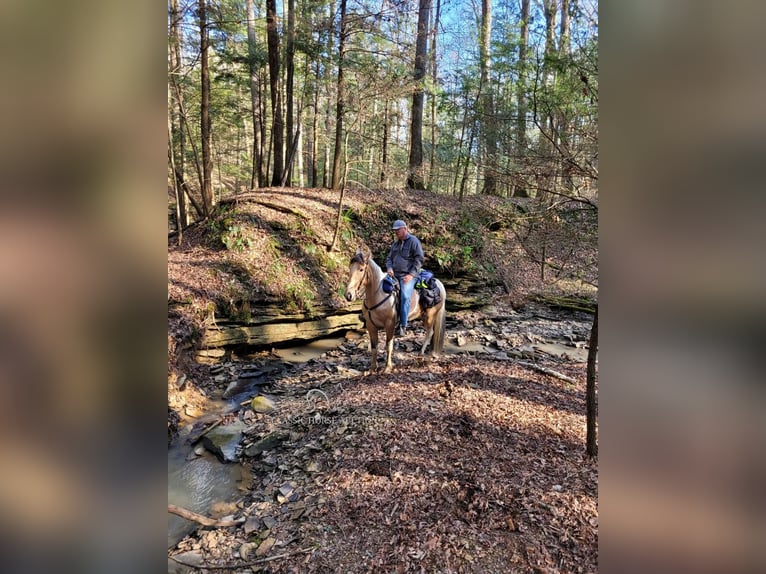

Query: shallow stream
[167,336,349,549]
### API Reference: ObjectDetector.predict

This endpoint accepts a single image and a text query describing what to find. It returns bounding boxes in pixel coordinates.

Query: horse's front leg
[383,325,395,373]
[368,326,379,372]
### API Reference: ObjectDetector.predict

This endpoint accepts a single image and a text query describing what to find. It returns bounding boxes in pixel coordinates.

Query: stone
[278,482,295,497]
[222,379,248,399]
[250,395,276,413]
[239,542,259,560]
[200,419,248,463]
[201,310,363,348]
[262,516,277,529]
[168,551,204,573]
[243,516,262,535]
[242,431,289,457]
[255,536,276,556]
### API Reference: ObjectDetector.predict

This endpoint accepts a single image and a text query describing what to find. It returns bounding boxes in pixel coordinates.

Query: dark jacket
[386,233,424,277]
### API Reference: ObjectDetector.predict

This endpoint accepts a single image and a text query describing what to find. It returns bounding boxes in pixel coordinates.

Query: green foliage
[221,224,254,252]
[426,211,489,277]
[285,279,316,314]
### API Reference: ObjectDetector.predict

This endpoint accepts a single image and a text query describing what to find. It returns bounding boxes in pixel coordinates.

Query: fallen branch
[220,196,307,219]
[167,504,244,528]
[191,417,224,443]
[187,416,224,445]
[517,361,578,384]
[168,546,318,570]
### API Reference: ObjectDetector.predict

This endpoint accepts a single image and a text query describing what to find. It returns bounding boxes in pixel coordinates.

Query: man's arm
[408,238,425,277]
[385,243,395,275]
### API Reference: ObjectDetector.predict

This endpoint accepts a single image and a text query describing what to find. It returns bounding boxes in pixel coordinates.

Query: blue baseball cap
[392,219,407,230]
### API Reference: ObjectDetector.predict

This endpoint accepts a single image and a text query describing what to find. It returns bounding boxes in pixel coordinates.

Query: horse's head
[345,250,368,301]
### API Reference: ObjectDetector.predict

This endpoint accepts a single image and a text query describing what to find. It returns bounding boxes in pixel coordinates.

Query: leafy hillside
[168,186,596,349]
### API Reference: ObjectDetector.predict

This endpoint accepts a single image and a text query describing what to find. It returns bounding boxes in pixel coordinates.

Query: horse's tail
[431,283,447,355]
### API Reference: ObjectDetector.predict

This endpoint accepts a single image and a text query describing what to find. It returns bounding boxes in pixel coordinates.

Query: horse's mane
[349,250,384,282]
[365,255,383,275]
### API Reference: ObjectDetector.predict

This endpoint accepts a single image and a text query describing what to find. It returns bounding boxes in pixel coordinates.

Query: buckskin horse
[344,247,446,373]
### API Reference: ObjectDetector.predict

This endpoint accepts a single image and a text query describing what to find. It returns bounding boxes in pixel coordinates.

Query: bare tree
[285,0,296,186]
[311,58,320,187]
[331,0,347,189]
[169,0,188,225]
[380,99,389,185]
[513,0,530,198]
[479,0,497,195]
[407,0,432,190]
[245,0,265,189]
[199,0,213,215]
[428,0,441,189]
[266,0,284,186]
[537,0,558,203]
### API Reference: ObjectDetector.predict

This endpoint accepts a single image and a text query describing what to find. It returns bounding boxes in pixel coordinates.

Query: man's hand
[387,269,394,277]
[403,273,413,283]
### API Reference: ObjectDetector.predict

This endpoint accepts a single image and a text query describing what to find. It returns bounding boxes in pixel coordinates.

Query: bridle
[352,258,394,330]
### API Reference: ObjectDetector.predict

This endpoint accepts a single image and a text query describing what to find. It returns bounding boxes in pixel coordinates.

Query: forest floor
[168,187,598,573]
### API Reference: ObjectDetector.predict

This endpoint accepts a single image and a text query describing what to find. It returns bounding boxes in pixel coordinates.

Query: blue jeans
[398,276,416,328]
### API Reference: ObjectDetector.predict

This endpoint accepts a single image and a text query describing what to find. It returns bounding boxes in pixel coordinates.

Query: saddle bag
[381,275,397,294]
[415,269,441,309]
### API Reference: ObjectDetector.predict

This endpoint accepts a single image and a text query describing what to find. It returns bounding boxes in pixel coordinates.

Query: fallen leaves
[170,302,598,573]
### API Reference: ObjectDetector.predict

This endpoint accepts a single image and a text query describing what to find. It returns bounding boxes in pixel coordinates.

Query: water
[262,335,348,363]
[167,433,242,549]
[168,340,350,551]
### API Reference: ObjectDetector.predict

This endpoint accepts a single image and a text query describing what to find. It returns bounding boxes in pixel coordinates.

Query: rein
[364,293,392,311]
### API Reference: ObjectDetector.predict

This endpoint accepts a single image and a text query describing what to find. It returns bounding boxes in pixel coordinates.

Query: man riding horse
[385,220,424,336]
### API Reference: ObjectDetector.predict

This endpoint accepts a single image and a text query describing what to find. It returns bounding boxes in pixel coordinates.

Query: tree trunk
[559,0,574,192]
[169,0,188,227]
[281,125,300,186]
[513,0,530,198]
[560,0,571,55]
[330,132,350,252]
[199,0,213,215]
[479,0,497,196]
[458,122,475,202]
[380,100,389,185]
[331,0,347,190]
[322,1,334,189]
[245,0,264,190]
[428,0,441,190]
[168,104,182,244]
[285,0,296,187]
[453,91,468,195]
[586,306,598,457]
[266,0,284,186]
[311,59,320,187]
[459,70,484,201]
[407,0,431,190]
[538,0,558,204]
